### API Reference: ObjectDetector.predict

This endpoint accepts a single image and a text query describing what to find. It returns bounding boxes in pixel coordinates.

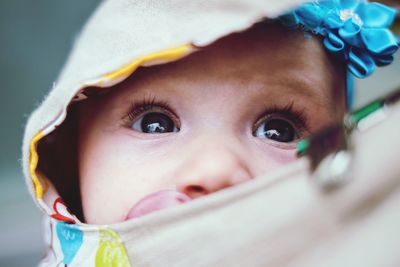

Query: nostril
[186,185,206,195]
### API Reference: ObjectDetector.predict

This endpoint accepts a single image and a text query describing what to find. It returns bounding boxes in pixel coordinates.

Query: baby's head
[77,22,346,224]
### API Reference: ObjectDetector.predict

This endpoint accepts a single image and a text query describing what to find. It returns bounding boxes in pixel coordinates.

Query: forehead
[111,22,345,113]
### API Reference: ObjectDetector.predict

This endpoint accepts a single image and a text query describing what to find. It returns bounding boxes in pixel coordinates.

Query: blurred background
[0,1,398,266]
[0,1,100,266]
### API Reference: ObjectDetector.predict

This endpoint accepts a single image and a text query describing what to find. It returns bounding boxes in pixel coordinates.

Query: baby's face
[78,23,345,224]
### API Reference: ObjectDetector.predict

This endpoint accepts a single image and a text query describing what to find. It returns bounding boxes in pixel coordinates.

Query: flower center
[340,9,363,25]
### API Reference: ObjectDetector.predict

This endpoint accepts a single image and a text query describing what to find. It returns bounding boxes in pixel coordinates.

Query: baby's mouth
[125,190,192,220]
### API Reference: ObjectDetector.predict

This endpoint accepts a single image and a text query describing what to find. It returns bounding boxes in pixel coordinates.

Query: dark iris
[140,112,176,133]
[255,118,296,142]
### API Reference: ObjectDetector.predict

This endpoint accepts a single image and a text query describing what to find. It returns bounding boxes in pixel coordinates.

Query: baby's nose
[176,144,253,199]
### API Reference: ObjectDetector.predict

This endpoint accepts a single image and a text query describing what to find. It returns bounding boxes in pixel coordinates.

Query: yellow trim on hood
[100,43,194,84]
[30,131,45,199]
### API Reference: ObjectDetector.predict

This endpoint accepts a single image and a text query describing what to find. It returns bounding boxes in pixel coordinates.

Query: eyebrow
[266,72,333,109]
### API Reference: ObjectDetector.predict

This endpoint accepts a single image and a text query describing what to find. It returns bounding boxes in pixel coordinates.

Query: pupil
[264,119,294,142]
[141,113,174,133]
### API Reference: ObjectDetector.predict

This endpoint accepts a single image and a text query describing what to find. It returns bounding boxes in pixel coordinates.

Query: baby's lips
[125,190,191,220]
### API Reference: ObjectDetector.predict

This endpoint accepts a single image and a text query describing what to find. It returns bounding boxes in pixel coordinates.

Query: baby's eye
[253,116,298,143]
[131,112,179,134]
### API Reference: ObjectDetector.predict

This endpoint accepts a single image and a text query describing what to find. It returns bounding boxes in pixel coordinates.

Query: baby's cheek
[252,143,299,175]
[274,148,298,164]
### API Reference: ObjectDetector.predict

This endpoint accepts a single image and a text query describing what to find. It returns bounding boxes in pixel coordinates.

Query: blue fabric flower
[280,0,399,78]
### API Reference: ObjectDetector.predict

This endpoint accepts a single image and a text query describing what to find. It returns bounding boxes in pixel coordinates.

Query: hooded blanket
[22,0,400,266]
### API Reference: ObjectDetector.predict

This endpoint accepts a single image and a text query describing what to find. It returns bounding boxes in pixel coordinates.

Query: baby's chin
[124,190,192,221]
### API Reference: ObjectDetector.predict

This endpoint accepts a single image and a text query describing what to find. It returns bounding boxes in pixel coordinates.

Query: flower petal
[373,54,394,66]
[324,13,343,29]
[339,19,363,47]
[356,2,397,28]
[361,28,399,55]
[324,32,346,52]
[348,48,376,78]
[339,0,360,10]
[296,5,325,30]
[319,1,338,10]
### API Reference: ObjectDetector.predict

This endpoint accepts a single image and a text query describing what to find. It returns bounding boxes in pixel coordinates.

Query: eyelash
[253,102,309,137]
[123,97,309,137]
[124,96,180,128]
